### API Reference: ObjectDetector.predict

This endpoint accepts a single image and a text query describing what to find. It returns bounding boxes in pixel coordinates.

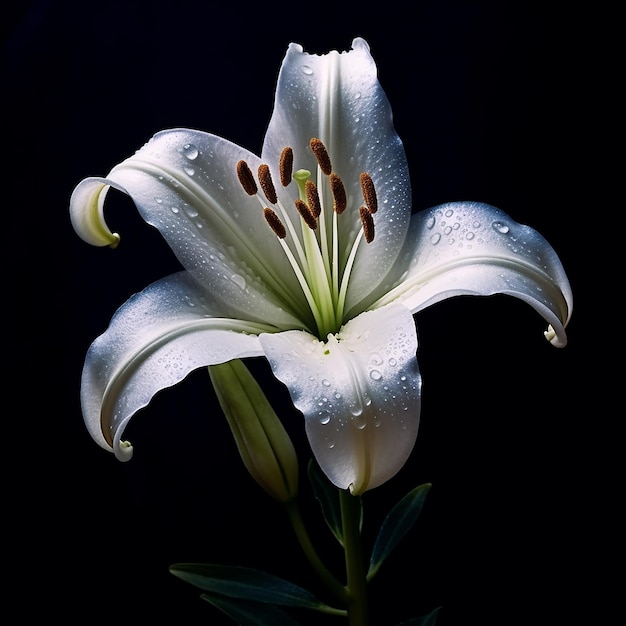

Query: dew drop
[430,233,441,245]
[492,221,510,234]
[426,216,436,229]
[388,358,397,367]
[181,143,199,160]
[466,231,475,240]
[322,379,331,387]
[369,369,382,381]
[320,415,331,425]
[353,416,367,429]
[350,404,363,417]
[183,166,195,176]
[300,65,313,75]
[154,196,163,204]
[170,206,180,214]
[370,352,383,366]
[230,274,246,289]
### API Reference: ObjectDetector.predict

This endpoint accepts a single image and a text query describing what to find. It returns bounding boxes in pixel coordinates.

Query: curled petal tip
[115,440,133,461]
[70,178,123,247]
[544,324,567,348]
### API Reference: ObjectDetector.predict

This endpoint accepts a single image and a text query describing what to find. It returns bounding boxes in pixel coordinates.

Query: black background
[5,1,605,624]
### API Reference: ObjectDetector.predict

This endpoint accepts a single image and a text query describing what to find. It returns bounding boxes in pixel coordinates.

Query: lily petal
[260,303,420,494]
[262,38,412,313]
[81,271,269,460]
[371,201,573,347]
[70,131,312,331]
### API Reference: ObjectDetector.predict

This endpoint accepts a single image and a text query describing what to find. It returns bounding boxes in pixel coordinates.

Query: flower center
[237,138,378,339]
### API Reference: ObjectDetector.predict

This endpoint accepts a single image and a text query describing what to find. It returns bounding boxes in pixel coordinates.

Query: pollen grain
[360,172,378,214]
[258,164,278,205]
[263,207,287,238]
[359,206,375,243]
[279,147,293,187]
[236,160,258,195]
[330,173,347,214]
[295,199,318,230]
[309,138,332,175]
[305,180,321,218]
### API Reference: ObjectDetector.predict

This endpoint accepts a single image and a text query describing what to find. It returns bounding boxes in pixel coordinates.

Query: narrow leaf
[170,563,331,612]
[307,459,344,545]
[367,483,432,580]
[396,606,441,625]
[200,592,303,626]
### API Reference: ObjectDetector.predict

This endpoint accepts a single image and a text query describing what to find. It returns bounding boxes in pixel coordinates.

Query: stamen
[258,164,278,205]
[360,172,378,214]
[359,206,375,243]
[329,173,347,214]
[295,199,318,230]
[263,207,286,238]
[305,180,321,218]
[279,147,293,187]
[236,160,257,195]
[310,138,332,175]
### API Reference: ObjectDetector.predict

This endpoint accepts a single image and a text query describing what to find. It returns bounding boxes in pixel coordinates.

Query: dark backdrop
[5,1,602,624]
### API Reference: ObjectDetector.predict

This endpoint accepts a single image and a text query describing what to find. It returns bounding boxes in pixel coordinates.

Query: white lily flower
[70,37,572,495]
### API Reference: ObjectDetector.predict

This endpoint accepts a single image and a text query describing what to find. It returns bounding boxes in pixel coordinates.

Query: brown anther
[305,180,321,218]
[258,163,278,205]
[279,147,293,187]
[295,199,318,230]
[359,206,375,243]
[263,208,286,238]
[309,138,332,175]
[360,172,378,214]
[329,173,347,214]
[236,160,257,195]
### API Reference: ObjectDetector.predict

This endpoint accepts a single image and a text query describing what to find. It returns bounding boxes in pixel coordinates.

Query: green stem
[282,500,348,605]
[339,489,369,626]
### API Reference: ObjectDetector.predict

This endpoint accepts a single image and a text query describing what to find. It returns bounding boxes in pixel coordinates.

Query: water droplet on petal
[320,415,331,425]
[430,233,441,245]
[300,65,313,75]
[353,416,367,429]
[350,404,363,417]
[322,379,331,387]
[492,221,510,234]
[370,352,383,366]
[181,143,199,160]
[230,274,246,289]
[426,216,436,229]
[369,369,382,381]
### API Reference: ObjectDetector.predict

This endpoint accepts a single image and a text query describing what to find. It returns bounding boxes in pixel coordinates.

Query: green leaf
[396,606,441,625]
[170,563,333,612]
[307,459,344,546]
[200,592,303,625]
[367,483,432,580]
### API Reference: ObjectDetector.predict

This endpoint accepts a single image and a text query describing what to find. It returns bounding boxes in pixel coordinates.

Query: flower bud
[208,359,299,502]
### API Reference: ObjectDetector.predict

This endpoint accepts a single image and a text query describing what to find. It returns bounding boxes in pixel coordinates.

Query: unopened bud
[209,359,299,502]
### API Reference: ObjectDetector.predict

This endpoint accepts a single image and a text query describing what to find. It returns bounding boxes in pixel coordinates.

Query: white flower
[70,38,572,494]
